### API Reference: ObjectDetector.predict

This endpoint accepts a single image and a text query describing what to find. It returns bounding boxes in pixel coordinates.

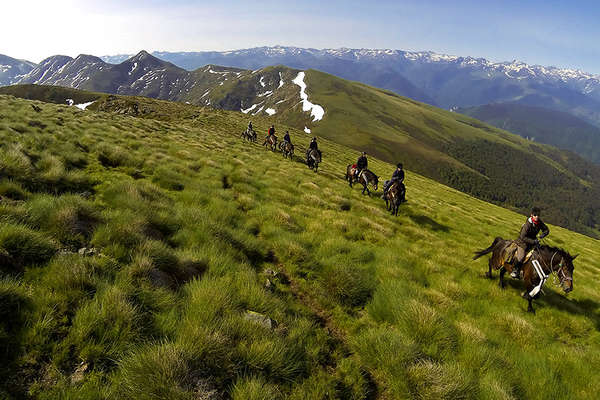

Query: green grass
[0,93,599,399]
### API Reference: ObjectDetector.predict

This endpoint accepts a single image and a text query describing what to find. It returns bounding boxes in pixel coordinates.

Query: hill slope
[1,93,599,399]
[459,103,600,164]
[3,78,600,237]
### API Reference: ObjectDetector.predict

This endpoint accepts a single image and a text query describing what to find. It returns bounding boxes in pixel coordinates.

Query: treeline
[434,139,600,237]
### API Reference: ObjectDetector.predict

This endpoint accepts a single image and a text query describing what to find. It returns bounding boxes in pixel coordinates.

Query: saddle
[503,242,535,264]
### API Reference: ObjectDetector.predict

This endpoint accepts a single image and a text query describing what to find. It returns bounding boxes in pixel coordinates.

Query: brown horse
[357,169,378,196]
[279,141,294,159]
[263,135,277,151]
[473,237,576,313]
[385,181,405,216]
[345,164,359,187]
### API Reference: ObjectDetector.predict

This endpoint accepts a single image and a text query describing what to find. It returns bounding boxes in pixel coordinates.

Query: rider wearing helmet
[283,130,292,145]
[510,207,550,278]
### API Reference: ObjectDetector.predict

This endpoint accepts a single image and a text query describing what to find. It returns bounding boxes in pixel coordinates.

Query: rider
[283,130,292,145]
[267,125,276,141]
[306,137,320,159]
[382,163,405,200]
[247,120,253,132]
[355,152,368,179]
[510,206,550,278]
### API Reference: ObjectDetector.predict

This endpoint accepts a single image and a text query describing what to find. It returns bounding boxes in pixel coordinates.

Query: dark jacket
[309,140,318,150]
[283,133,291,143]
[248,122,253,130]
[357,156,368,170]
[515,217,549,249]
[268,127,275,136]
[391,168,404,183]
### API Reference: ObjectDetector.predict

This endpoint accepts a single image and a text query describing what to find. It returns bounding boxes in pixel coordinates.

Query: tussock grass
[0,223,57,272]
[1,94,600,399]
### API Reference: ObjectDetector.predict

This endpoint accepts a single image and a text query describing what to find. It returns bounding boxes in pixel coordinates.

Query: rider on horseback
[306,137,319,158]
[247,120,253,132]
[267,125,276,140]
[382,163,405,200]
[283,130,292,145]
[355,152,368,180]
[510,207,550,278]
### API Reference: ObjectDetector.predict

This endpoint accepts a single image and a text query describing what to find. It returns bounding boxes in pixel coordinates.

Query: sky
[2,0,600,74]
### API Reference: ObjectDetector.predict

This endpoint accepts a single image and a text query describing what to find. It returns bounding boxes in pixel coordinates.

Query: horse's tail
[473,237,503,260]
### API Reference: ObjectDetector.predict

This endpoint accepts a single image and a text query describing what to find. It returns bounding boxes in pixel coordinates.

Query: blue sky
[3,0,599,73]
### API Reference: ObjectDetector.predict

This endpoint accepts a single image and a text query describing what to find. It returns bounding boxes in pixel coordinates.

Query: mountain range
[97,46,600,126]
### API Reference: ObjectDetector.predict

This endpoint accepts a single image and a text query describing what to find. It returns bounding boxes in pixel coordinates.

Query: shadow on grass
[502,277,600,326]
[405,209,451,233]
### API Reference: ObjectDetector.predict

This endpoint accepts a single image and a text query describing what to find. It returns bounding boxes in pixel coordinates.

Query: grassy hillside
[297,70,600,237]
[458,103,600,164]
[4,73,600,237]
[1,94,600,399]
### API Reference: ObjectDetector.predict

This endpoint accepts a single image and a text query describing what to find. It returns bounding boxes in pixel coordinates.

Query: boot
[510,262,522,279]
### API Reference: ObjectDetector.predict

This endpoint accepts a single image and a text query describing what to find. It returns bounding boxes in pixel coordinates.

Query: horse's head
[373,175,379,190]
[558,251,577,293]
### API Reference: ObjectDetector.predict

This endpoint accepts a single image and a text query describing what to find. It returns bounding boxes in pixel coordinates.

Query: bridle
[541,249,572,287]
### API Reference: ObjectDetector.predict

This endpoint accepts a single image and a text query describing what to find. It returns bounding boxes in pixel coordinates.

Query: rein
[536,247,571,287]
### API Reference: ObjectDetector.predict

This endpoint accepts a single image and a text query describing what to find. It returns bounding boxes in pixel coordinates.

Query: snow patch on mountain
[265,108,276,116]
[259,76,266,87]
[128,62,138,75]
[241,103,261,114]
[292,72,325,122]
[75,101,94,110]
[304,127,311,133]
[278,72,284,89]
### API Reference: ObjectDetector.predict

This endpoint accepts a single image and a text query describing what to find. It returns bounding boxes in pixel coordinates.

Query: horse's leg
[486,259,493,279]
[498,267,506,289]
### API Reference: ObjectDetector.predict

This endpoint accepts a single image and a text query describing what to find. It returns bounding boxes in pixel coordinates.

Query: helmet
[397,163,403,168]
[531,207,541,216]
[312,137,316,140]
[362,151,367,155]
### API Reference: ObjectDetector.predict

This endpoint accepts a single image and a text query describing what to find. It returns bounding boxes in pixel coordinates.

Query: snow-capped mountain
[0,54,37,86]
[97,46,600,125]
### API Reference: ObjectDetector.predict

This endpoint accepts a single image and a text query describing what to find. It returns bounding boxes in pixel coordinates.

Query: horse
[280,141,294,159]
[345,164,359,187]
[241,128,257,142]
[473,237,576,313]
[385,181,405,216]
[306,149,321,172]
[356,169,378,196]
[263,135,277,151]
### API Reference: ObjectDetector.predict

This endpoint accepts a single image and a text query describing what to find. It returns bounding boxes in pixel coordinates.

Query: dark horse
[263,135,277,151]
[473,237,576,313]
[307,149,321,172]
[241,128,257,142]
[345,165,378,195]
[385,181,405,216]
[279,141,294,159]
[357,169,378,196]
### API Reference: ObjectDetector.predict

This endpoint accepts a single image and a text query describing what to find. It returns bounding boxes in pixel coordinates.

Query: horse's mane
[539,244,572,259]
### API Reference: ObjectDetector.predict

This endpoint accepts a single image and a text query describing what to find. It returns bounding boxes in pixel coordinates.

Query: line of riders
[243,121,407,214]
[243,121,323,171]
[242,122,576,311]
